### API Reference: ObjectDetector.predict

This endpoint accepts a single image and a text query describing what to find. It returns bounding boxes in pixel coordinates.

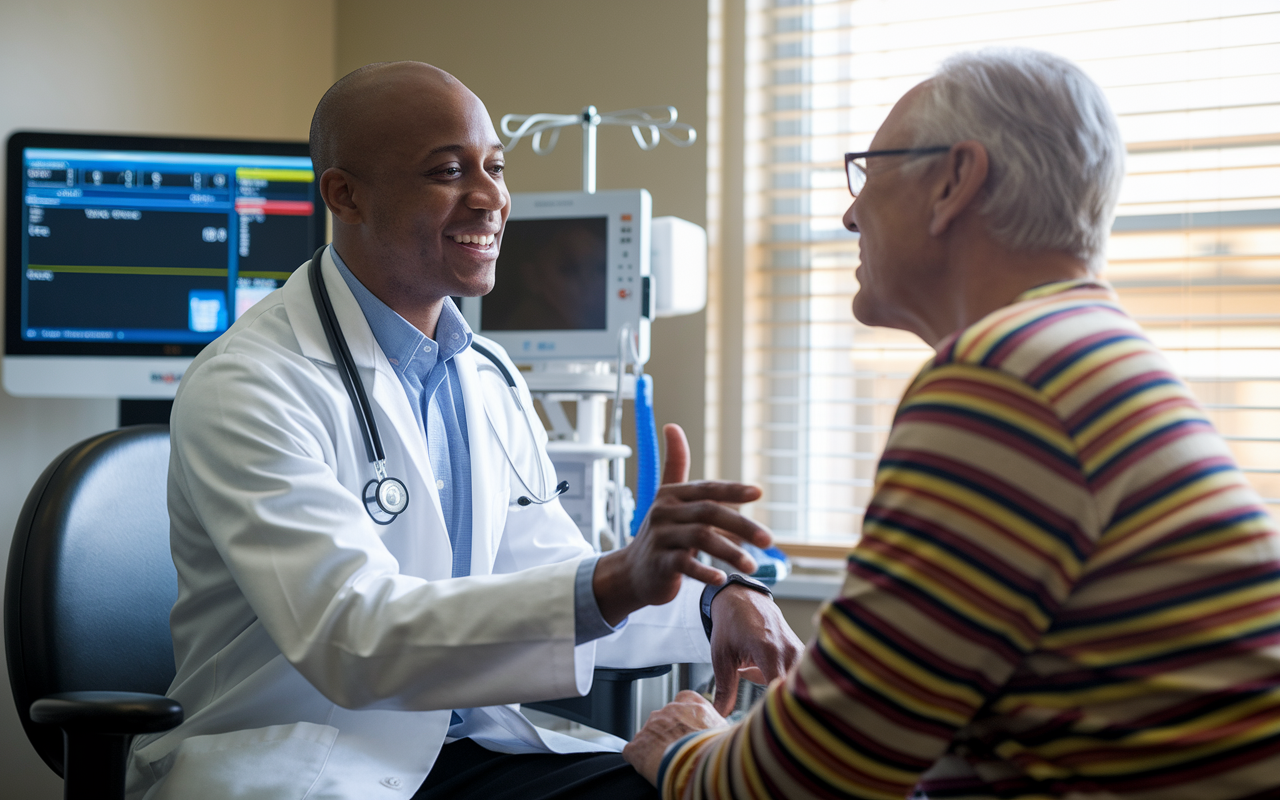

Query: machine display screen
[6,132,324,356]
[482,216,608,332]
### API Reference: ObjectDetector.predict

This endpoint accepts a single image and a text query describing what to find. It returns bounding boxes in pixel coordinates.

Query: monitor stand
[119,399,173,427]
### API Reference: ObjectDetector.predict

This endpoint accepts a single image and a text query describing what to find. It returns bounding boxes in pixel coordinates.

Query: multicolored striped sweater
[661,279,1280,799]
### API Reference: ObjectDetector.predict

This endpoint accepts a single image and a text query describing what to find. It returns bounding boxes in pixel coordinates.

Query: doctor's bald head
[309,61,468,179]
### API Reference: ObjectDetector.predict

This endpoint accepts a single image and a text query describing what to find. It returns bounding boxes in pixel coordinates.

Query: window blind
[742,0,1280,546]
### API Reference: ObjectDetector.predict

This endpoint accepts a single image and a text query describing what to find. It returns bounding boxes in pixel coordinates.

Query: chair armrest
[31,691,183,736]
[591,665,673,683]
[527,665,671,740]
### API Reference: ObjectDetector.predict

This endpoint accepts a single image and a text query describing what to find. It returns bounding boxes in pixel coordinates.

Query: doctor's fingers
[710,644,781,715]
[648,522,760,577]
[711,665,744,716]
[743,637,798,686]
[660,423,691,485]
[712,655,786,716]
[658,479,763,506]
[709,609,798,713]
[651,544,741,588]
[647,499,773,550]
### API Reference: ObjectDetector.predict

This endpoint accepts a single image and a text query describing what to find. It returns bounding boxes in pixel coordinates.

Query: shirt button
[380,776,403,789]
[452,333,459,339]
[436,479,445,490]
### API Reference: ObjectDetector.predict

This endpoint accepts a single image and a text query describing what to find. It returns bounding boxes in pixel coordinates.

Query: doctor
[127,61,802,800]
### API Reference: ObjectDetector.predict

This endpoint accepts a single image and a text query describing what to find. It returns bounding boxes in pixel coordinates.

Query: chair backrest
[5,425,177,776]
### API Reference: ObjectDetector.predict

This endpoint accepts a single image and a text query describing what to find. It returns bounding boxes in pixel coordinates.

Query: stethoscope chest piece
[364,475,409,524]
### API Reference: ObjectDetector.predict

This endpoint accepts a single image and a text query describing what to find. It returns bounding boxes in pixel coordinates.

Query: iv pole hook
[500,105,696,195]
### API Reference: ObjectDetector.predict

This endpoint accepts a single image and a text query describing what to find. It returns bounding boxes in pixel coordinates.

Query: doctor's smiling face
[314,62,509,335]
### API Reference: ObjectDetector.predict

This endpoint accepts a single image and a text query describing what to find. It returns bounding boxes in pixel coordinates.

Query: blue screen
[18,146,320,345]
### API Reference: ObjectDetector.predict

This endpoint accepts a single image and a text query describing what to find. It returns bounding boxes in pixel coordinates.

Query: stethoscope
[307,245,568,525]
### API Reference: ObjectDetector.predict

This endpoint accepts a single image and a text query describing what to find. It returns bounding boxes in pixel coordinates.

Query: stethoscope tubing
[307,245,566,522]
[308,245,384,466]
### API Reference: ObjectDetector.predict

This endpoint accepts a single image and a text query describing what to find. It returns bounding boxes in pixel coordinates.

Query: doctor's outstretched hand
[593,424,804,715]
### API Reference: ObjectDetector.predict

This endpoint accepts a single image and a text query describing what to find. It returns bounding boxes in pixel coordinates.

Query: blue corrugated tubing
[631,374,660,538]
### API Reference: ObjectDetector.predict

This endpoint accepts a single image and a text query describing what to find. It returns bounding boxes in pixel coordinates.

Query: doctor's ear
[320,168,363,225]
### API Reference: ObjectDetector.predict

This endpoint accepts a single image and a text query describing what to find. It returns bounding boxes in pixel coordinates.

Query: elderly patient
[624,47,1280,799]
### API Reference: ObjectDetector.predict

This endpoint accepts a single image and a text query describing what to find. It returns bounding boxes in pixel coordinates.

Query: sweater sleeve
[662,362,1096,799]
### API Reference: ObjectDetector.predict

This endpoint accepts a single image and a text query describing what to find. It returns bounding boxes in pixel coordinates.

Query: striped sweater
[662,279,1280,799]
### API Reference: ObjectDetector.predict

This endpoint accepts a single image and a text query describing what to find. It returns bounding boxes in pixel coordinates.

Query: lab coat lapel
[368,365,449,538]
[456,348,497,576]
[280,253,332,366]
[281,248,449,539]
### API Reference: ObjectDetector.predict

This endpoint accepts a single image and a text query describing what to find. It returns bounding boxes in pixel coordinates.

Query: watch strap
[700,573,773,639]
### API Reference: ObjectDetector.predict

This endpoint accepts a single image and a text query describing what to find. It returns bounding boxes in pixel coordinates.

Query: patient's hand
[623,691,728,786]
[707,583,804,714]
[593,424,771,625]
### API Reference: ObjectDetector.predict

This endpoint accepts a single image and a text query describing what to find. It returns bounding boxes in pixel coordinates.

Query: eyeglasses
[845,147,952,197]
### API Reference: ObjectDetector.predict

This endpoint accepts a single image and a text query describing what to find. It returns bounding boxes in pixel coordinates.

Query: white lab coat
[126,248,712,800]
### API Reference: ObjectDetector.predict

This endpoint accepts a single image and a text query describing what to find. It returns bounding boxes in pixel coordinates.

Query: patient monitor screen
[7,134,323,353]
[482,216,608,331]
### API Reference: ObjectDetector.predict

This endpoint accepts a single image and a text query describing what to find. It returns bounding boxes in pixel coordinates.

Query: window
[740,0,1280,548]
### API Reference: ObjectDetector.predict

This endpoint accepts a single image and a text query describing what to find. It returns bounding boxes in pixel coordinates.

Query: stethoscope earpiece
[517,480,570,507]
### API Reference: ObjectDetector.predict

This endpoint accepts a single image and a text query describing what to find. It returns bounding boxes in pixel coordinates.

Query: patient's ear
[927,141,988,238]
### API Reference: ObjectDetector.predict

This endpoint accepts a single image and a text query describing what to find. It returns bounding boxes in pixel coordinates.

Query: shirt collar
[1013,276,1112,303]
[434,296,473,363]
[329,246,474,379]
[931,276,1115,362]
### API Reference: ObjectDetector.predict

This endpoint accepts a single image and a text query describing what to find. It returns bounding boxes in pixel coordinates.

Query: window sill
[775,542,853,561]
[771,571,844,601]
[769,543,850,601]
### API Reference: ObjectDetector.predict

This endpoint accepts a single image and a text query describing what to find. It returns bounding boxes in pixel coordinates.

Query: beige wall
[0,2,335,795]
[335,0,711,478]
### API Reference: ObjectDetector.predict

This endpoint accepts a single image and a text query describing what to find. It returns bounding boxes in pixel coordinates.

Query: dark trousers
[414,738,658,800]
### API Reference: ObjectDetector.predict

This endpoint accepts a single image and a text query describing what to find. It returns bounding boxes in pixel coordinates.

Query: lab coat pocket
[148,721,339,800]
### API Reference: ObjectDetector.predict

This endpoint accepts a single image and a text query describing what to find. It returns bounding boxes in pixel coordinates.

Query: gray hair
[909,48,1125,269]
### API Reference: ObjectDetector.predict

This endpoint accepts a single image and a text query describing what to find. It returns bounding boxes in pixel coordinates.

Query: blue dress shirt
[329,247,619,647]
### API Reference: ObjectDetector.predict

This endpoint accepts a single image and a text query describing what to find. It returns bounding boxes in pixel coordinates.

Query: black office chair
[5,425,182,800]
[6,425,665,800]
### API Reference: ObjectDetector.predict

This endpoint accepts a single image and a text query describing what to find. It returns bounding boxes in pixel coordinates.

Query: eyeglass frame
[845,147,952,197]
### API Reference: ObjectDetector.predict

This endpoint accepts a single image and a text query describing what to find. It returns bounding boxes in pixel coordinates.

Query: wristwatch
[700,573,773,639]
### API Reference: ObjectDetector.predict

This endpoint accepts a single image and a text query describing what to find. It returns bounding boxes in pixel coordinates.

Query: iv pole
[498,104,697,549]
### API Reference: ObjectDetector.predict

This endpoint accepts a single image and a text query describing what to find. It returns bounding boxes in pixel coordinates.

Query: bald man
[126,62,801,800]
